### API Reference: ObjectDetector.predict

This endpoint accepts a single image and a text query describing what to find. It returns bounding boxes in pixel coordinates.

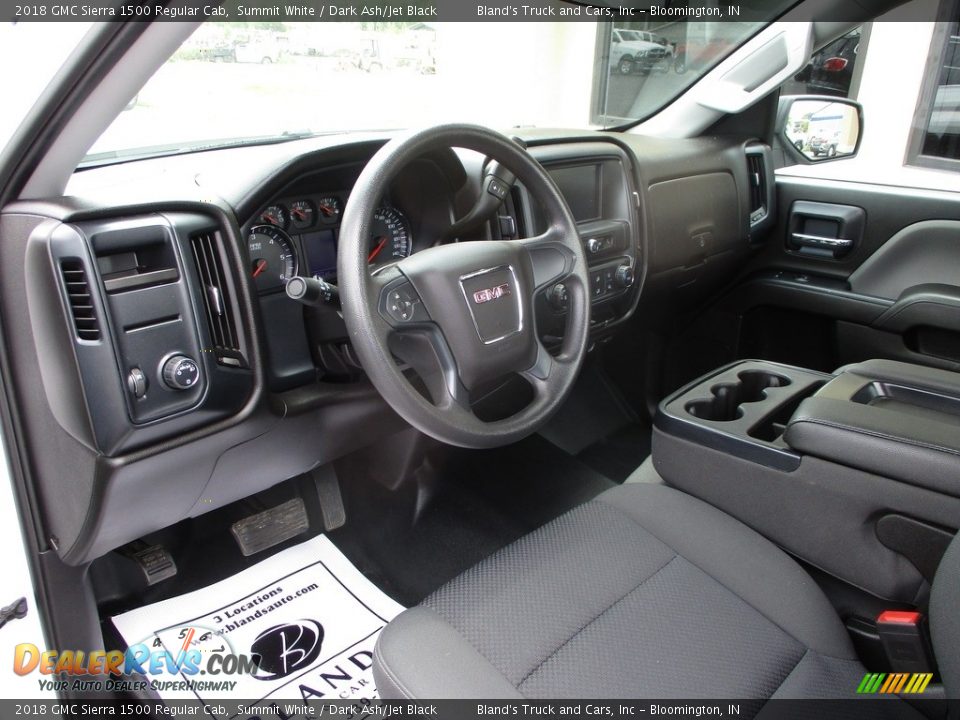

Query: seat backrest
[931,531,960,698]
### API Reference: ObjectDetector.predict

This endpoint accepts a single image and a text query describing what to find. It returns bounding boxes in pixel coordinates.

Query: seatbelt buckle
[876,610,934,674]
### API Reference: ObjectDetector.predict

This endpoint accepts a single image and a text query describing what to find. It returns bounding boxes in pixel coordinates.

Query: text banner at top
[0,0,946,23]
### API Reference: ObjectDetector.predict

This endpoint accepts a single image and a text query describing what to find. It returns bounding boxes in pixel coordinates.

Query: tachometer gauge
[289,200,315,230]
[248,225,298,293]
[259,204,288,229]
[368,206,411,268]
[316,196,342,224]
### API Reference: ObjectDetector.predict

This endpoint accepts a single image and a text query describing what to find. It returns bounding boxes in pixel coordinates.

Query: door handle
[790,233,854,249]
[786,201,864,259]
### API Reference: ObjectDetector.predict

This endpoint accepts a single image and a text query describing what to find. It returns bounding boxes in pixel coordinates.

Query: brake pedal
[231,497,309,557]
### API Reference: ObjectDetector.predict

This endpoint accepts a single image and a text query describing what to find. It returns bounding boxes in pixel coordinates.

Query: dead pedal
[231,497,309,557]
[121,543,177,586]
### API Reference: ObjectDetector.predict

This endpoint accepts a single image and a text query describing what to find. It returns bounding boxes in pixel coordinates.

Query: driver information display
[301,229,338,280]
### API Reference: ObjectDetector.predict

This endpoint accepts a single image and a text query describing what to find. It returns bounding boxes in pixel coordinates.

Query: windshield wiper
[78,129,336,169]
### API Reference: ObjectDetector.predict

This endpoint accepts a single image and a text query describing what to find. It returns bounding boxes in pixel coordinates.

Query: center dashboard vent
[189,230,243,366]
[60,259,101,341]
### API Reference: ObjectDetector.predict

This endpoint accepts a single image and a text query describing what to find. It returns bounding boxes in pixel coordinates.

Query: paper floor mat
[112,534,404,706]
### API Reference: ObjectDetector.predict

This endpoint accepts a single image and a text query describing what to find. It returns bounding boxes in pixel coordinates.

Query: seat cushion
[931,526,960,698]
[373,484,870,700]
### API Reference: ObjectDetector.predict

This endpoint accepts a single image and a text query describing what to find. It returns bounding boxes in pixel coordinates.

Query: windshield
[84,19,780,165]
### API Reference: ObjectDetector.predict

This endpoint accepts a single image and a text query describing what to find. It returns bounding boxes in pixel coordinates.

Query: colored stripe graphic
[857,672,932,694]
[893,673,909,693]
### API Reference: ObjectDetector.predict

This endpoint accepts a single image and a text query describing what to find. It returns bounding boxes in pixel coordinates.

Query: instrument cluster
[247,194,412,294]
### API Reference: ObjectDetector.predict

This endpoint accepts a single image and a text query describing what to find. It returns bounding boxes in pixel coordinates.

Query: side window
[908,3,960,166]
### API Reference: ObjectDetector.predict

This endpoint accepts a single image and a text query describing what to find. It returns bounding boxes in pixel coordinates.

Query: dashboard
[0,129,773,564]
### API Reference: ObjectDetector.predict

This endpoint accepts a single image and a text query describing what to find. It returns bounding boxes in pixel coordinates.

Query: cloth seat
[373,483,947,714]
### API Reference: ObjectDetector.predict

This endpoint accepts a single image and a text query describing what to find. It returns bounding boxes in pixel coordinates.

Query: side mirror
[777,95,863,163]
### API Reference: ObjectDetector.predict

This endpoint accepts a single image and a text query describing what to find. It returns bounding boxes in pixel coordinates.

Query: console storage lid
[784,359,960,498]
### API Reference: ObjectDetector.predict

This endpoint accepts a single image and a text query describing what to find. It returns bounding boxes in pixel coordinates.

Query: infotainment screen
[549,164,601,222]
[301,229,337,280]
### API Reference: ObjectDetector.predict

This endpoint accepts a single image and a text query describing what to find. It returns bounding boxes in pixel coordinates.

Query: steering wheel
[337,124,590,448]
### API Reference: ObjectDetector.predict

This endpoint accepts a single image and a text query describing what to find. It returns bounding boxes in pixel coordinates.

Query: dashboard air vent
[747,153,766,216]
[745,145,773,230]
[60,259,101,341]
[190,230,241,364]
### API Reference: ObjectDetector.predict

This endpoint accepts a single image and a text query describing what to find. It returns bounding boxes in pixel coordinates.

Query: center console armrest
[784,360,960,497]
[652,358,960,604]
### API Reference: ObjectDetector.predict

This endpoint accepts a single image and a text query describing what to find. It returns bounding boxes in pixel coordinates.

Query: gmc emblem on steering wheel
[472,283,511,304]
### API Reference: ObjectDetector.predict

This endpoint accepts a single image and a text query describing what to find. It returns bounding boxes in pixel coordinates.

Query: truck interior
[1,0,959,712]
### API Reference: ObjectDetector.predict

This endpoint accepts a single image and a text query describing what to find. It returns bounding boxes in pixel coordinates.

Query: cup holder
[685,383,746,421]
[684,370,791,422]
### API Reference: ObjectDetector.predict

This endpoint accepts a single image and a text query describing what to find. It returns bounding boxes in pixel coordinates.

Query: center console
[653,358,960,605]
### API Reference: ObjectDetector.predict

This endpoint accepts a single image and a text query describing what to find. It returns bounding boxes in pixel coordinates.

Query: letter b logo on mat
[250,620,324,680]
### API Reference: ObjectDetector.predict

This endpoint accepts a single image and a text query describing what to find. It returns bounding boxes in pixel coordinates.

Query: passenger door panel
[726,175,960,373]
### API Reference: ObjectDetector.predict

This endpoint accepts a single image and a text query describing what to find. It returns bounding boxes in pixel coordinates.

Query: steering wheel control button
[547,283,569,311]
[126,368,147,399]
[381,280,428,324]
[389,288,416,322]
[486,177,509,200]
[161,355,200,391]
[459,265,523,344]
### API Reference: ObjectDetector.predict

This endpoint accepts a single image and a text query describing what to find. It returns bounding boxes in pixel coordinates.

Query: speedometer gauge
[368,206,411,269]
[248,225,298,293]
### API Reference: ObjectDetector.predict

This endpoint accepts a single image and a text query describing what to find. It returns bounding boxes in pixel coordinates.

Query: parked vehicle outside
[199,44,237,63]
[809,133,840,156]
[794,27,861,96]
[610,28,669,75]
[234,37,285,64]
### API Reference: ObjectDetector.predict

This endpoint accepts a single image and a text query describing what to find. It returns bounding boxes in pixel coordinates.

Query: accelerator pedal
[311,464,346,532]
